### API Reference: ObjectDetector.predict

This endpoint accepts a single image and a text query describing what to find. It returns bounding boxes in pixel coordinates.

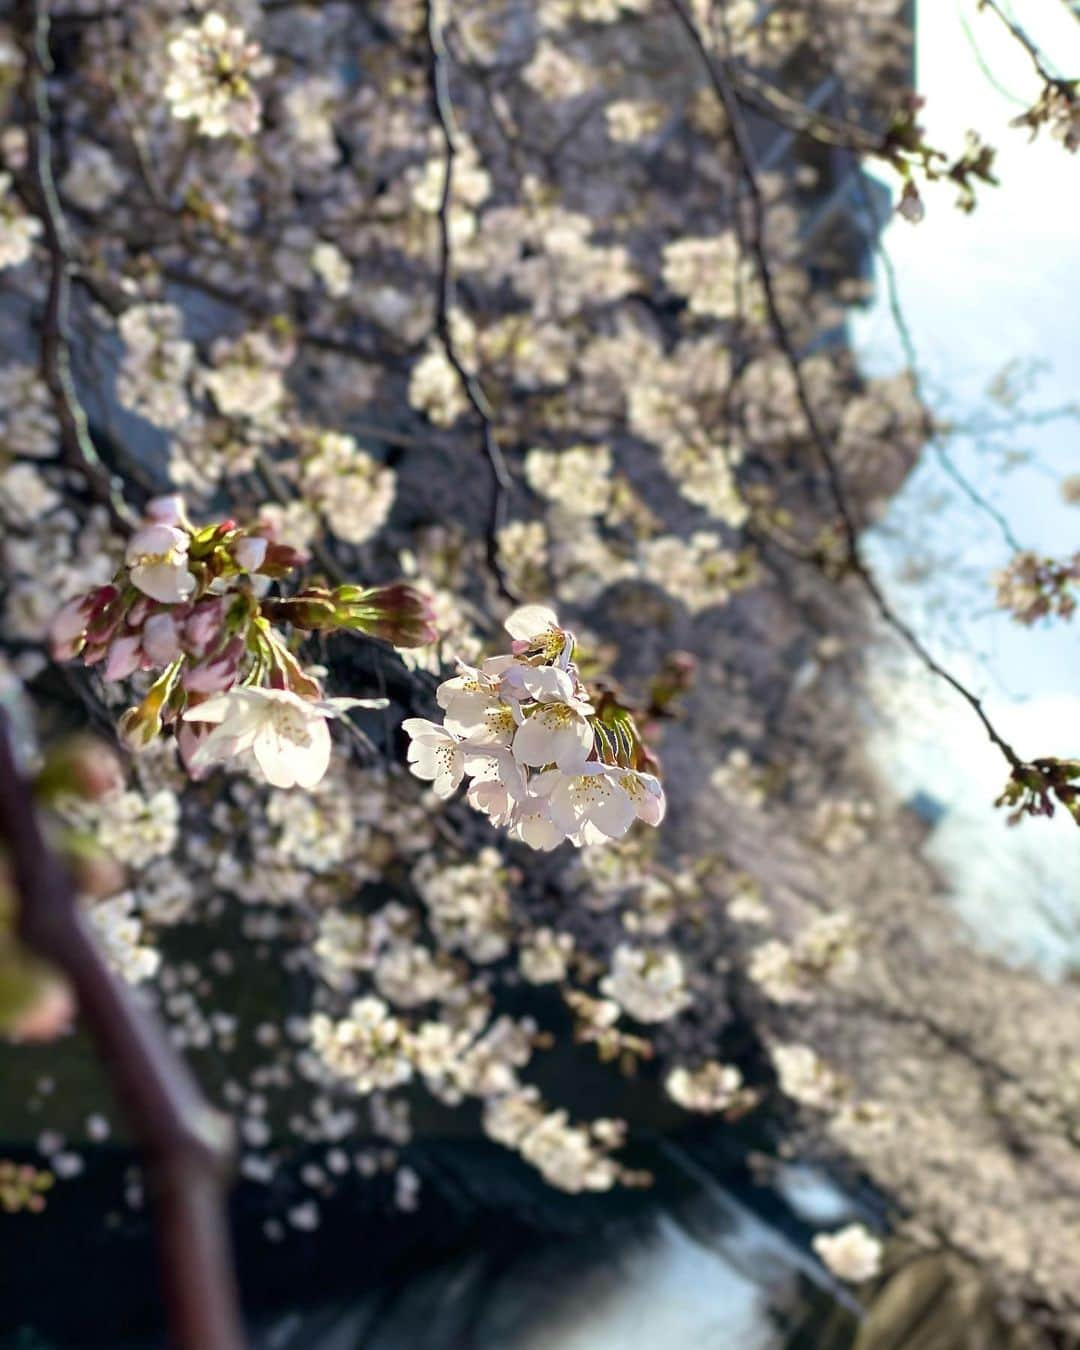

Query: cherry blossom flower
[612,768,666,827]
[164,12,270,139]
[124,524,197,605]
[546,762,636,841]
[402,718,467,798]
[504,603,574,667]
[601,944,692,1023]
[511,700,595,771]
[183,688,369,789]
[402,602,664,849]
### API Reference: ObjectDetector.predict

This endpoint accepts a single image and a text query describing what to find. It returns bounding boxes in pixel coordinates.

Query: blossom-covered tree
[0,0,1077,1345]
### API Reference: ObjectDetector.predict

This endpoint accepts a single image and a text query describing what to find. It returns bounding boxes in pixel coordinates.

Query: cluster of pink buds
[51,496,437,789]
[404,605,666,850]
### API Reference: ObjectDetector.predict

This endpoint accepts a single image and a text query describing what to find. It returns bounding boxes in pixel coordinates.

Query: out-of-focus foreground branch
[0,712,245,1350]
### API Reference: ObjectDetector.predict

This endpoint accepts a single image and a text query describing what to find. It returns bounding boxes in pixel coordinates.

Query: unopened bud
[335,583,437,648]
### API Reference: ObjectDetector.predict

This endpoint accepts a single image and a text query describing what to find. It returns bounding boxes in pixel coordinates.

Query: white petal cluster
[483,1089,629,1193]
[184,688,368,790]
[0,172,41,270]
[407,345,468,427]
[87,894,161,985]
[412,847,513,964]
[0,364,58,458]
[60,786,180,869]
[770,1042,850,1111]
[524,444,612,517]
[666,1062,748,1113]
[298,429,395,545]
[812,1223,884,1283]
[60,142,126,214]
[125,523,197,605]
[309,997,413,1094]
[661,232,760,319]
[116,304,195,430]
[403,604,665,850]
[749,912,859,1004]
[640,533,753,613]
[203,330,291,425]
[600,943,692,1023]
[310,240,351,298]
[519,927,574,984]
[164,12,270,139]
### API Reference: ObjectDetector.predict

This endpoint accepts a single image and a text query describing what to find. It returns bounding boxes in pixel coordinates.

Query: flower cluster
[812,1223,884,1283]
[665,1062,755,1115]
[993,550,1080,625]
[748,912,859,1005]
[404,605,665,850]
[51,496,435,789]
[164,12,270,139]
[0,172,40,270]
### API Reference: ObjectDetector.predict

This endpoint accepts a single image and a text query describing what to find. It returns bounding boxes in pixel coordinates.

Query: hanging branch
[423,0,521,605]
[663,0,1080,819]
[18,0,139,533]
[0,713,245,1350]
[849,168,1024,556]
[978,0,1066,85]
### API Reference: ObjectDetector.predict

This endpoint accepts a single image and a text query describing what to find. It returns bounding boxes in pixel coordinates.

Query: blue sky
[851,0,1080,971]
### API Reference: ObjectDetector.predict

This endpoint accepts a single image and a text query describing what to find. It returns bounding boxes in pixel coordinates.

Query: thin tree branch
[978,0,1066,86]
[18,0,139,533]
[850,173,1025,555]
[0,712,245,1350]
[424,0,521,605]
[665,0,1044,787]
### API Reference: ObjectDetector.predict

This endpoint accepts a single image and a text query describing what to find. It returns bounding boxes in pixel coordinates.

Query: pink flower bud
[50,595,94,658]
[334,582,438,647]
[127,596,152,628]
[104,634,141,681]
[182,635,243,693]
[184,598,226,656]
[142,612,181,666]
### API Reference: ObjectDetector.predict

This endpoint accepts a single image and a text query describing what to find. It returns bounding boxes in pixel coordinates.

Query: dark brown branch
[0,712,245,1350]
[665,0,1045,789]
[18,0,139,533]
[424,0,521,605]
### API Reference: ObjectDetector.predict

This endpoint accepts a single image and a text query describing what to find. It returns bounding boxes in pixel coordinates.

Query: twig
[423,0,521,605]
[253,454,435,714]
[851,173,1025,555]
[18,0,138,533]
[728,64,886,154]
[665,0,1036,782]
[0,712,245,1350]
[978,0,1065,86]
